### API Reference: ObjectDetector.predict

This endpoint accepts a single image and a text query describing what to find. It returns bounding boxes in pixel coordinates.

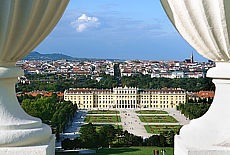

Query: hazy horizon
[35,1,207,62]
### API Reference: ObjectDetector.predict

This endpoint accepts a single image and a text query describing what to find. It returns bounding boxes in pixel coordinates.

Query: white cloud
[71,14,100,32]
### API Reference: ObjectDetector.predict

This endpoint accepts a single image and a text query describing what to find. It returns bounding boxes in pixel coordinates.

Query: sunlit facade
[64,86,186,109]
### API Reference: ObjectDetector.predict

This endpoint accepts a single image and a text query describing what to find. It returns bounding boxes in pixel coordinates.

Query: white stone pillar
[160,0,230,154]
[0,0,69,154]
[0,66,52,146]
[174,63,230,154]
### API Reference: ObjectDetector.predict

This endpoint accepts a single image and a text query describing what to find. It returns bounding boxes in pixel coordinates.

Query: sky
[35,0,207,62]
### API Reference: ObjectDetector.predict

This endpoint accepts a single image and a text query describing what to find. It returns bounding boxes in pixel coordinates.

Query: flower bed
[84,115,121,123]
[139,116,178,123]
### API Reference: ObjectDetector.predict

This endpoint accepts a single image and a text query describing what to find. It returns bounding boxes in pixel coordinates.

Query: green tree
[79,123,99,148]
[98,125,116,147]
[146,135,160,146]
[61,138,74,150]
[21,97,77,136]
[177,103,211,119]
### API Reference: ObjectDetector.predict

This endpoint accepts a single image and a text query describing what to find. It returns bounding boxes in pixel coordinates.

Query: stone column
[161,0,230,154]
[0,0,69,154]
[174,62,230,154]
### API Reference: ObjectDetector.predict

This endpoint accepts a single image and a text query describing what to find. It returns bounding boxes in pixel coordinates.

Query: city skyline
[34,1,207,62]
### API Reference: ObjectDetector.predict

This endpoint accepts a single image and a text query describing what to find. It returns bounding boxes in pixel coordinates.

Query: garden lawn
[55,147,173,155]
[84,115,121,123]
[139,115,178,123]
[88,110,120,114]
[96,147,173,155]
[145,125,181,134]
[95,125,123,132]
[136,110,168,114]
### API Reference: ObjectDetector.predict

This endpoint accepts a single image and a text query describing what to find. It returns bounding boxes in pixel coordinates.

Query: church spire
[190,52,194,63]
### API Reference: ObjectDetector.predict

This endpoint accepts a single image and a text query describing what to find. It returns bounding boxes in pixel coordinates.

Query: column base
[175,135,230,155]
[0,134,55,155]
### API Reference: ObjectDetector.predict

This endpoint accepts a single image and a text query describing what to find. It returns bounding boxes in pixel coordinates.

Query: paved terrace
[56,108,190,147]
[86,108,190,138]
[119,109,153,138]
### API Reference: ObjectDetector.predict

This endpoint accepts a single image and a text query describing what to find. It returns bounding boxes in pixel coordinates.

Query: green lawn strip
[55,147,173,155]
[88,110,120,114]
[95,125,123,132]
[96,147,173,155]
[136,110,168,114]
[139,116,178,123]
[84,115,121,123]
[145,125,182,134]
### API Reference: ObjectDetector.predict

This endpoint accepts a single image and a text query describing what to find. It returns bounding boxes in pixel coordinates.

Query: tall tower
[190,52,194,63]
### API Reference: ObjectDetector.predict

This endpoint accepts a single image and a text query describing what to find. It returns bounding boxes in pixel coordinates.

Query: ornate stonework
[161,0,230,154]
[0,0,69,154]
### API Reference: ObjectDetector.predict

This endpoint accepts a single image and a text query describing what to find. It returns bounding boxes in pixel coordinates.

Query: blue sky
[35,0,207,62]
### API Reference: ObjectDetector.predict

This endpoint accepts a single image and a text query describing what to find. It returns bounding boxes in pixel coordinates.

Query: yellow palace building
[64,86,186,109]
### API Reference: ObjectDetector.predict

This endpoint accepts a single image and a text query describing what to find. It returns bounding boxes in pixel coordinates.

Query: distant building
[196,91,214,102]
[151,71,204,79]
[184,52,194,63]
[17,91,64,101]
[64,86,186,109]
[121,70,137,77]
[187,91,214,102]
[171,71,185,78]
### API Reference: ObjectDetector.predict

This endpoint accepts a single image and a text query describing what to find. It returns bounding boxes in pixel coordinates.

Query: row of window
[66,95,185,98]
[114,90,137,94]
[65,97,185,103]
[72,100,184,106]
[65,95,185,100]
[79,104,174,109]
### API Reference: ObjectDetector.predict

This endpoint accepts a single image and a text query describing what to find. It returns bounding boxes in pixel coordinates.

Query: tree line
[21,94,77,139]
[177,103,211,120]
[17,73,215,92]
[121,75,215,92]
[61,123,176,150]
